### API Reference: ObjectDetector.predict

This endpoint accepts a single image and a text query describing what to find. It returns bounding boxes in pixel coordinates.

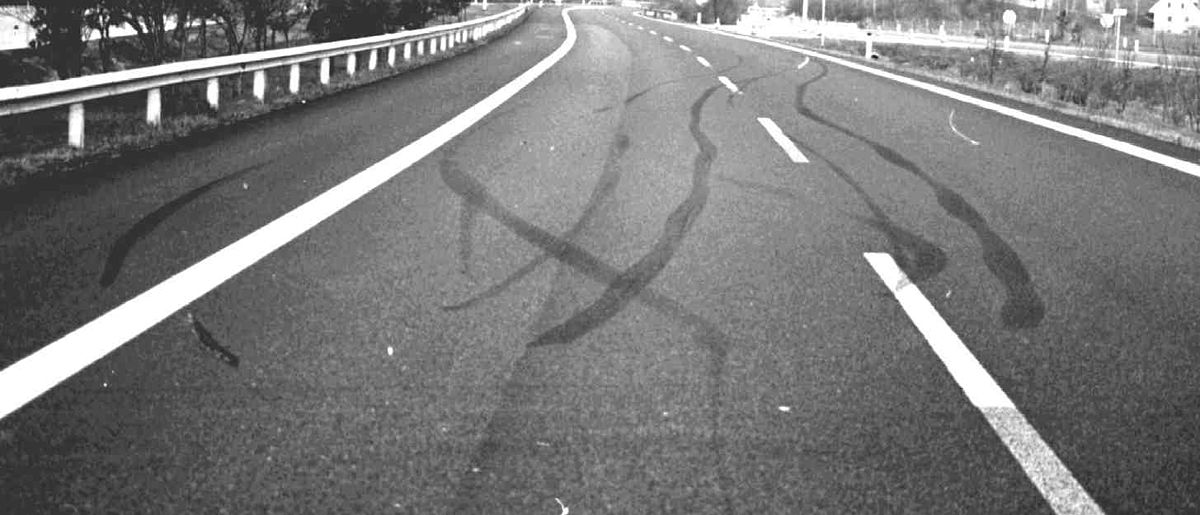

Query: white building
[1148,0,1200,33]
[0,3,36,51]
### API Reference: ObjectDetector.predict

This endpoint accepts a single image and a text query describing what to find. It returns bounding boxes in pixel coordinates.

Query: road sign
[1113,7,1128,15]
[1100,13,1114,28]
[1002,9,1016,25]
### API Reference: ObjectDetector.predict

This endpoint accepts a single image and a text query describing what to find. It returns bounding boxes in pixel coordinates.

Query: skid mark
[527,86,719,348]
[442,134,630,311]
[98,162,268,288]
[187,312,239,368]
[795,64,1043,328]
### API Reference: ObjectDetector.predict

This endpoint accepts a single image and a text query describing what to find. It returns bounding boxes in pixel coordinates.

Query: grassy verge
[782,36,1200,151]
[0,8,529,193]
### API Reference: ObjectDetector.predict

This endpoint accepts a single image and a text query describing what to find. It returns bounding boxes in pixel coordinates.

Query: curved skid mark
[527,86,719,348]
[99,162,269,288]
[795,64,1042,328]
[442,134,629,311]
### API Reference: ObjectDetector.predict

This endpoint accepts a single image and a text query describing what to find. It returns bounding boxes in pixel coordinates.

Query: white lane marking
[863,253,1104,515]
[717,75,740,94]
[798,57,810,69]
[0,7,596,421]
[634,15,1200,178]
[664,36,674,42]
[555,497,569,515]
[636,25,644,30]
[756,118,809,163]
[695,55,711,67]
[649,29,658,35]
[949,109,981,146]
[679,44,692,52]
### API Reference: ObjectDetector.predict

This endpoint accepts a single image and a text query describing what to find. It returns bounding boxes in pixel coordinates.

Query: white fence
[0,5,526,149]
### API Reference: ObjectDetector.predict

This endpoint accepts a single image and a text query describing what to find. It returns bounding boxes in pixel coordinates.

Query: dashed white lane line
[756,118,808,163]
[0,7,596,421]
[679,44,691,52]
[636,25,644,30]
[695,55,711,67]
[863,253,1104,515]
[649,29,658,35]
[663,36,674,42]
[717,75,740,94]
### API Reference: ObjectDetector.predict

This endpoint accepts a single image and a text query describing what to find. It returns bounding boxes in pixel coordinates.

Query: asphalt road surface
[3,6,1200,514]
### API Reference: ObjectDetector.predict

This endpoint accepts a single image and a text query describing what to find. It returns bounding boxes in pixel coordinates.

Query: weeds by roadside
[792,33,1200,150]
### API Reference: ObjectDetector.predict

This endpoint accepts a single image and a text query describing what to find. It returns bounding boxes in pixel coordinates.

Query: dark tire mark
[443,133,630,311]
[795,64,1043,328]
[187,312,239,368]
[457,201,479,278]
[98,162,268,288]
[528,86,719,348]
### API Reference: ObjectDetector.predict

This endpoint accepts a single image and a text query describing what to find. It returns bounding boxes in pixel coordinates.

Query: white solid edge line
[679,44,691,52]
[863,253,1104,515]
[695,55,711,67]
[0,7,593,421]
[633,13,1200,179]
[756,117,808,163]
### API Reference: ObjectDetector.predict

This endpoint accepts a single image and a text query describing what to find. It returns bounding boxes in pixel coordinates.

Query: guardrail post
[319,57,331,84]
[146,88,162,126]
[206,78,220,109]
[865,33,873,58]
[253,70,267,101]
[68,103,85,148]
[346,52,357,76]
[404,41,412,60]
[1134,39,1140,54]
[289,63,301,93]
[388,46,396,66]
[368,48,378,70]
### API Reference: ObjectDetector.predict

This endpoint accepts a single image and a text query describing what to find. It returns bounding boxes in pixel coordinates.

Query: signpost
[1002,9,1015,50]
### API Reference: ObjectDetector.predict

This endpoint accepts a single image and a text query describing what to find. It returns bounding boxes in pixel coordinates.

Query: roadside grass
[791,36,1200,150]
[0,8,529,192]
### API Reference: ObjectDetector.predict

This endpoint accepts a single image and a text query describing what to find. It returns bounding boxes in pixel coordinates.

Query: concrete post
[319,57,331,84]
[404,41,412,60]
[146,87,161,126]
[418,39,425,56]
[346,52,357,76]
[206,77,220,109]
[368,48,378,70]
[1003,35,1010,50]
[289,63,301,93]
[1045,29,1051,43]
[68,103,85,148]
[253,69,267,101]
[388,46,396,66]
[1134,39,1140,53]
[865,33,872,57]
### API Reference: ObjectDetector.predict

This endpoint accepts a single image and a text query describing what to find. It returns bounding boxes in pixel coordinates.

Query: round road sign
[1002,9,1016,25]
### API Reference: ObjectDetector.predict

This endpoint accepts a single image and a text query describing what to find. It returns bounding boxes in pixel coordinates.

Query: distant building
[1148,0,1200,32]
[1011,0,1049,9]
[0,1,35,51]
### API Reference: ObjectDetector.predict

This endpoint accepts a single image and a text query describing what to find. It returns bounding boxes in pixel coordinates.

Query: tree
[29,0,94,79]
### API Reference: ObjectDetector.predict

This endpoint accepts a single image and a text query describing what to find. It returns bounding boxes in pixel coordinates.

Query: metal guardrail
[0,4,527,148]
